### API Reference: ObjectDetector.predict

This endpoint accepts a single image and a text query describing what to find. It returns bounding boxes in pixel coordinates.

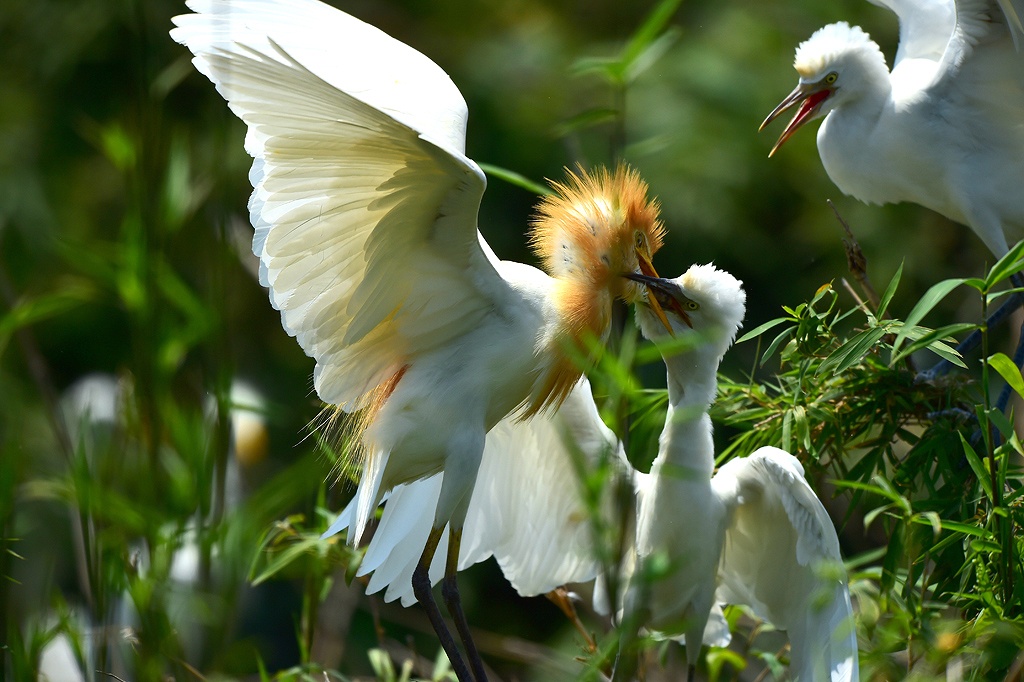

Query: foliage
[4,0,1024,680]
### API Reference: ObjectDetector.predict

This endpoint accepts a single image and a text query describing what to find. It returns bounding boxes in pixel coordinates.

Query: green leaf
[623,28,681,83]
[818,326,885,376]
[736,316,790,344]
[889,322,975,367]
[620,0,684,76]
[760,327,794,366]
[985,238,1024,290]
[552,108,620,138]
[891,278,969,353]
[988,352,1024,400]
[478,163,551,196]
[960,432,993,502]
[875,261,903,318]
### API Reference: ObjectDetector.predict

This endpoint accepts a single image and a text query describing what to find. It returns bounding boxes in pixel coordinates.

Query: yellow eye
[687,301,699,310]
[825,72,838,85]
[634,231,646,251]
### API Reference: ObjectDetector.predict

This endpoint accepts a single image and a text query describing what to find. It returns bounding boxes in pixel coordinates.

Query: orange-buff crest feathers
[521,164,665,419]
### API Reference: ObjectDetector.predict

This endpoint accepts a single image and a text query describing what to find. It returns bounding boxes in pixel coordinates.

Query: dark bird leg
[412,527,475,682]
[441,528,488,681]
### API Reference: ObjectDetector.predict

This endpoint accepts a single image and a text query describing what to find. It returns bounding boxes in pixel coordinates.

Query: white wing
[326,378,617,606]
[932,0,1024,84]
[171,0,511,407]
[712,447,858,682]
[868,0,956,66]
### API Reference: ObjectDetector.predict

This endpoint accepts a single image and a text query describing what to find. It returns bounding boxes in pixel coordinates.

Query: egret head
[530,164,671,335]
[520,165,670,418]
[760,22,888,155]
[631,263,746,360]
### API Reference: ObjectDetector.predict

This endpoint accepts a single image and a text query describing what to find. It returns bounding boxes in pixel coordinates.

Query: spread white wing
[325,378,616,606]
[712,447,858,682]
[171,0,511,407]
[868,0,956,65]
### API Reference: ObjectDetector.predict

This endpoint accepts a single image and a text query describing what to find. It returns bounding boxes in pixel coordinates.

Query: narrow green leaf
[478,163,551,196]
[760,327,794,366]
[624,29,681,83]
[736,316,790,344]
[892,278,968,353]
[875,261,903,318]
[889,322,975,367]
[620,0,684,71]
[552,108,620,138]
[988,352,1024,400]
[912,517,991,539]
[818,326,885,376]
[985,238,1024,290]
[863,504,893,530]
[960,432,993,502]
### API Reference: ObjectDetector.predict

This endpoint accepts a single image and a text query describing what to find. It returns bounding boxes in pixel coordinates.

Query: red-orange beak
[625,272,693,331]
[632,251,674,335]
[760,81,833,157]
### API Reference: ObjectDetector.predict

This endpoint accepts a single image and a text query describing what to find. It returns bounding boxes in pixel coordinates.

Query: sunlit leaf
[987,352,1024,400]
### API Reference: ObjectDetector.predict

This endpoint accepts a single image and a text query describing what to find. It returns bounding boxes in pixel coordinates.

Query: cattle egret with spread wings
[615,266,859,681]
[761,0,1024,257]
[170,0,673,678]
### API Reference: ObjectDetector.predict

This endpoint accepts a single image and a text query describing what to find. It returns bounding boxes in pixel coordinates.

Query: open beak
[760,81,833,157]
[624,272,694,331]
[632,251,674,335]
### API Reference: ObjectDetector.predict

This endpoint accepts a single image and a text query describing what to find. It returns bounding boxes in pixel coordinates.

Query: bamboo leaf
[985,239,1024,290]
[875,261,903,318]
[892,278,968,353]
[478,163,552,196]
[988,352,1024,401]
[737,316,790,344]
[890,323,975,367]
[960,433,993,502]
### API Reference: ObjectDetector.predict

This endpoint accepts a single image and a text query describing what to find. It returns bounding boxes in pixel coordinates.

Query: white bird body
[621,266,859,681]
[171,1,668,675]
[327,374,618,606]
[764,0,1024,256]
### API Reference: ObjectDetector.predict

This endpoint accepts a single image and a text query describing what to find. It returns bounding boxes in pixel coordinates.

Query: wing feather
[172,0,509,408]
[325,379,614,604]
[713,447,857,681]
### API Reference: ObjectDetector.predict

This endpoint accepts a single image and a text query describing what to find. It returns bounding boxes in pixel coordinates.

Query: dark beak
[624,272,693,329]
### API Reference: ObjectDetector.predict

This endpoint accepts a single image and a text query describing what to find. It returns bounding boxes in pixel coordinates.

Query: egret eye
[686,300,700,311]
[634,230,646,251]
[824,72,838,85]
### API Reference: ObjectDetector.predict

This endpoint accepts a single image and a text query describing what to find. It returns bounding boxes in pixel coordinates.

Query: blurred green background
[1,0,1014,680]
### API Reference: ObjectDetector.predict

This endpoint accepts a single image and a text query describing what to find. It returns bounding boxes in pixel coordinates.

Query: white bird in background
[170,1,672,678]
[761,0,1024,258]
[615,266,858,681]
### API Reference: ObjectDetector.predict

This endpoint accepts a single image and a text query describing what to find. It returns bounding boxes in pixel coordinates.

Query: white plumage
[762,0,1024,257]
[325,376,619,606]
[619,265,859,681]
[170,1,667,677]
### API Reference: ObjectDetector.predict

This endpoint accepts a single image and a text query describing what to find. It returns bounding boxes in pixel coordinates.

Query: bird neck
[519,278,612,420]
[651,348,721,477]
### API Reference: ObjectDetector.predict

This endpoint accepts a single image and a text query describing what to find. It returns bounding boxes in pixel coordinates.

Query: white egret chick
[619,266,859,681]
[170,1,671,678]
[761,0,1024,258]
